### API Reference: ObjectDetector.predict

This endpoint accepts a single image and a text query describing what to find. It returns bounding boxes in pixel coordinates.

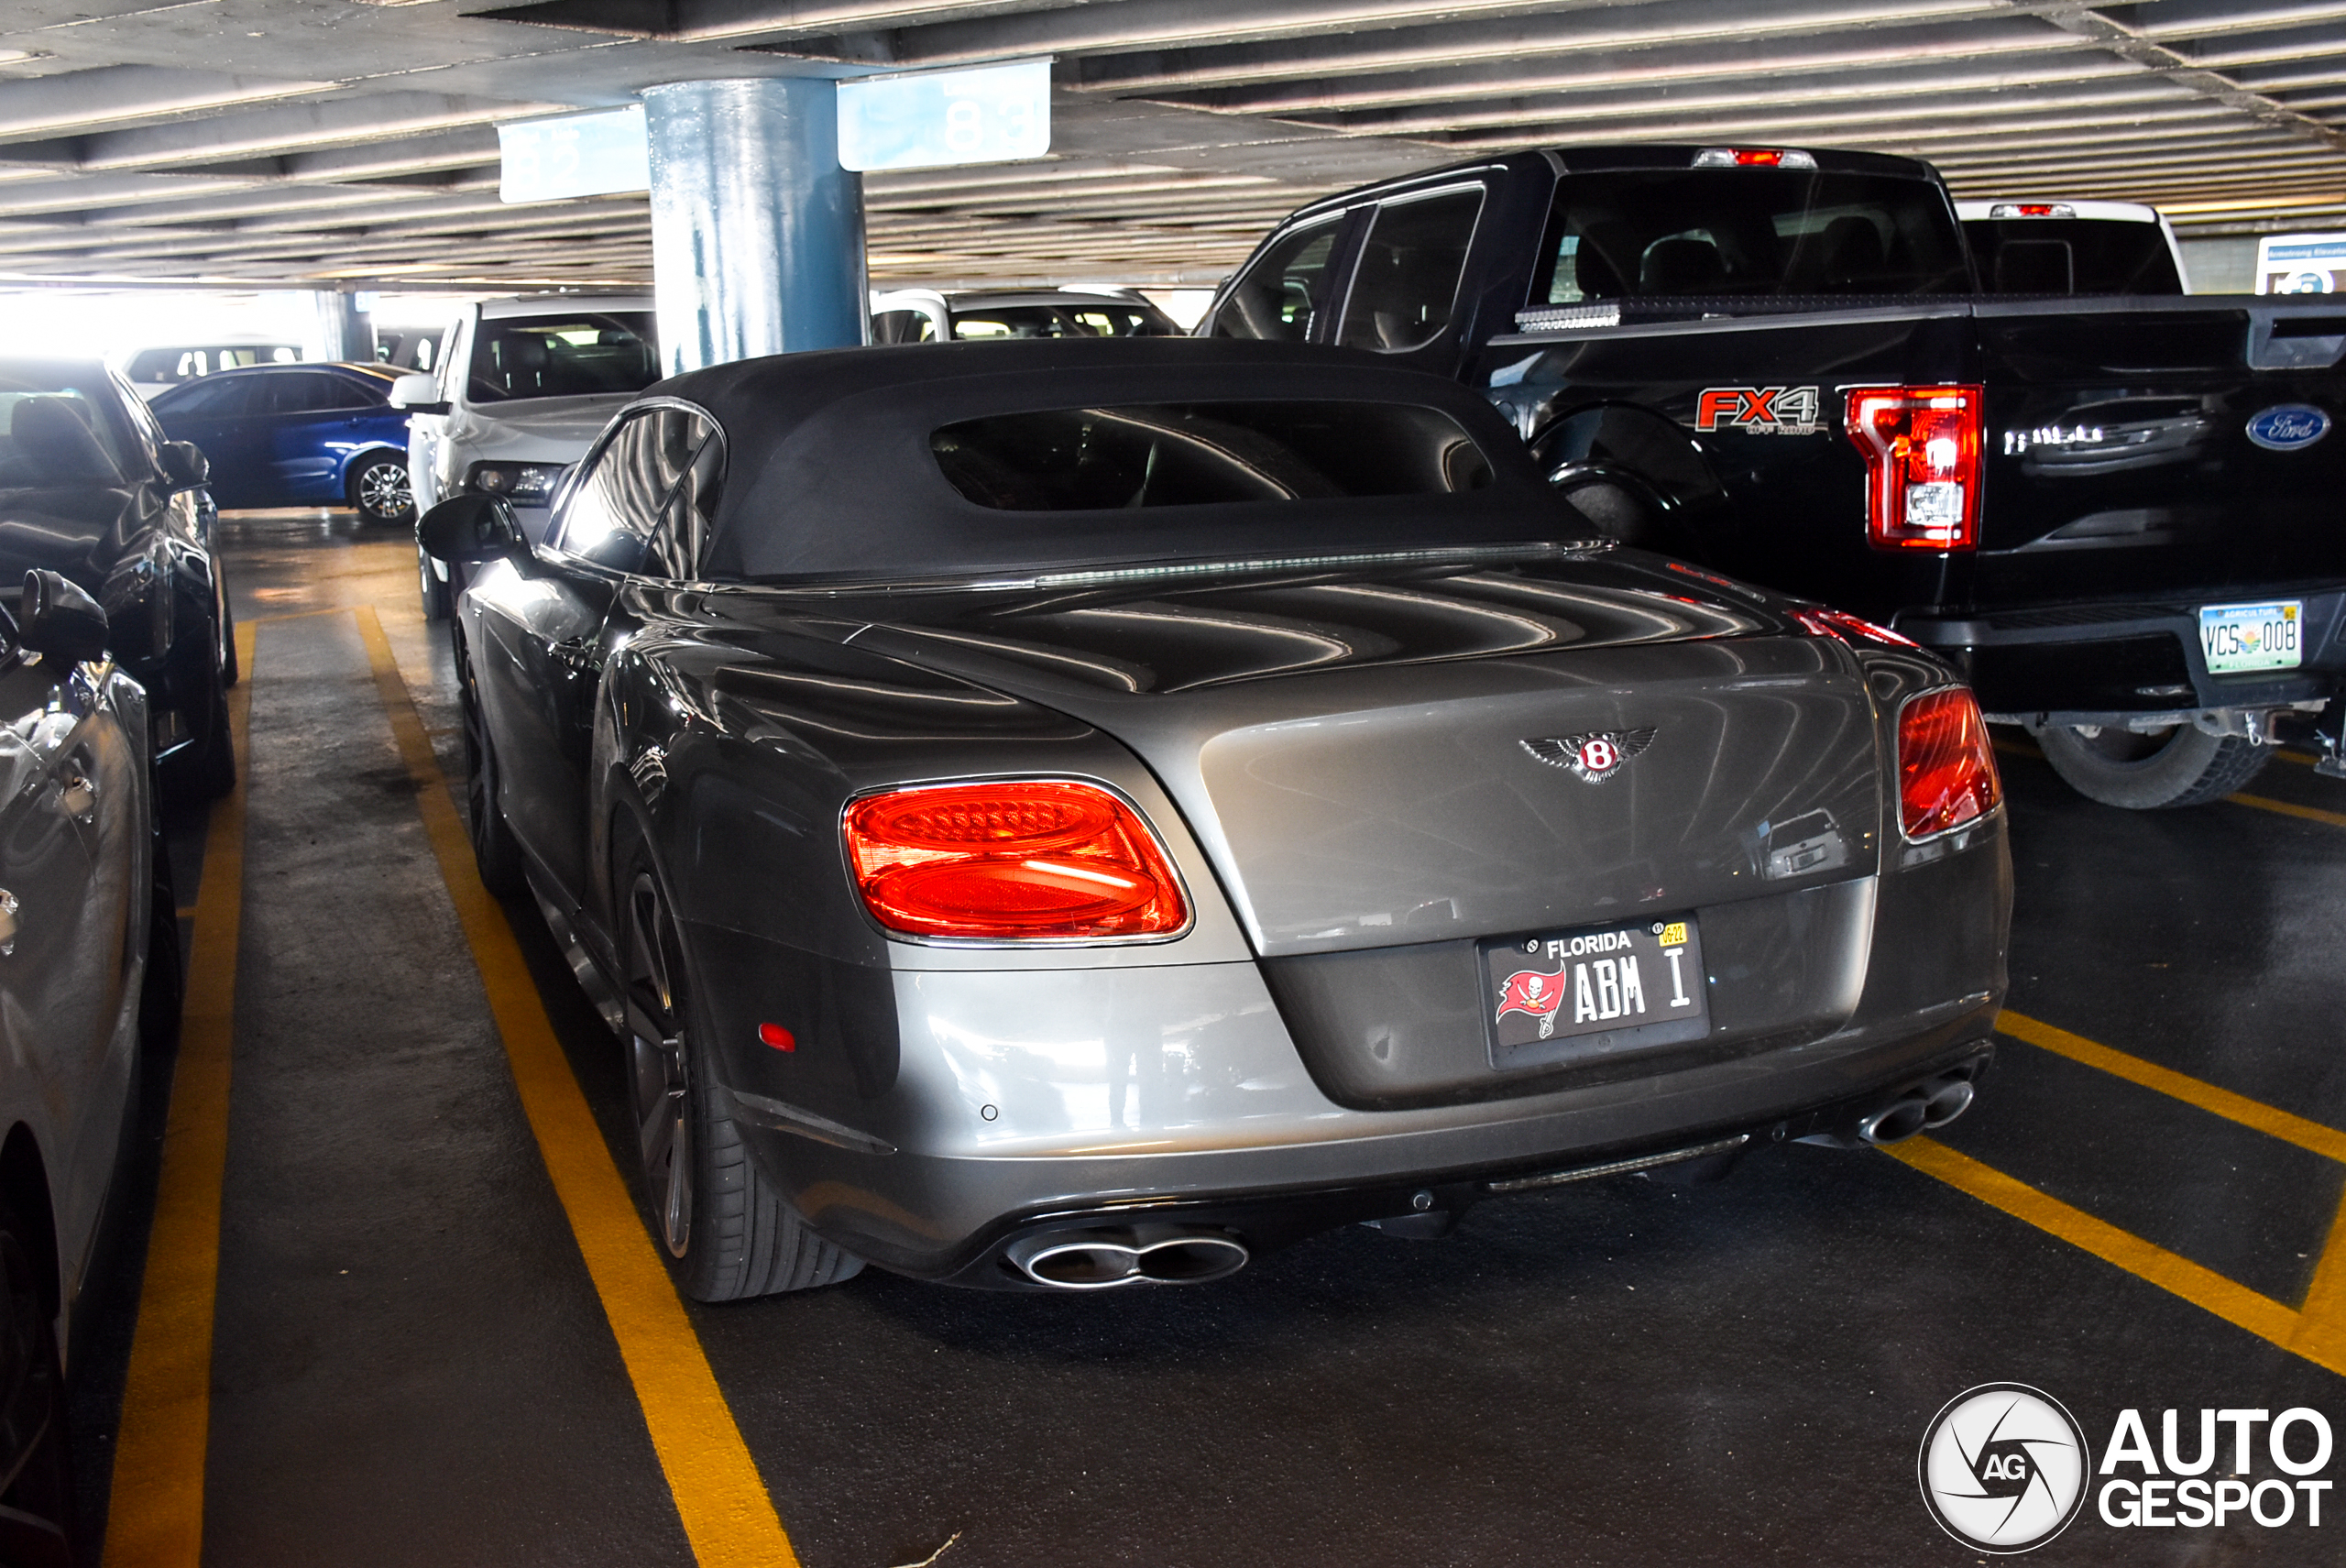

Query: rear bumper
[749,823,2011,1286]
[1897,587,2346,718]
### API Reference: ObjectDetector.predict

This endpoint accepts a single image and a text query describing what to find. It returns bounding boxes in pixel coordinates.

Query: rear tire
[621,861,861,1303]
[0,1217,76,1568]
[2037,722,2272,809]
[161,664,235,806]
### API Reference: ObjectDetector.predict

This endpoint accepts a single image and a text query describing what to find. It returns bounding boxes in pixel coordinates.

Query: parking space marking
[353,607,799,1568]
[2229,791,2346,829]
[1998,1009,2346,1163]
[1886,1137,2319,1367]
[104,620,256,1568]
[1892,1010,2346,1378]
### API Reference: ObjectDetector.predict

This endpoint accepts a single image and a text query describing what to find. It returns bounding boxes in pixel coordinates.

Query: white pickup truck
[389,292,658,617]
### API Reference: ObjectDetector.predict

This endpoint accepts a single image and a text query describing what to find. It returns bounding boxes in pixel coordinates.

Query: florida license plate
[2198,600,2302,674]
[1481,915,1710,1070]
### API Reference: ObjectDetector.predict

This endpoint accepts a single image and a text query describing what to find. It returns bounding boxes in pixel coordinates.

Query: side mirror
[389,371,448,414]
[417,492,526,565]
[159,440,209,491]
[19,569,110,663]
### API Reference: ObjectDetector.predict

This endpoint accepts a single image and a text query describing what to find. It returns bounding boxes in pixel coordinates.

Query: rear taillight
[1897,689,2001,840]
[1845,386,1983,552]
[843,780,1189,941]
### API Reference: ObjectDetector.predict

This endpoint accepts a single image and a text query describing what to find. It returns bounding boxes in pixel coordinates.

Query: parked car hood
[443,391,630,457]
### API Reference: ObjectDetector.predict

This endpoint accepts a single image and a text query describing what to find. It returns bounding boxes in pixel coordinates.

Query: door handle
[0,889,16,956]
[59,773,96,823]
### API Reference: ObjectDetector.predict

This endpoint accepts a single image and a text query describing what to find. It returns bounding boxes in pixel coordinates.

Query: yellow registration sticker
[1659,921,1689,947]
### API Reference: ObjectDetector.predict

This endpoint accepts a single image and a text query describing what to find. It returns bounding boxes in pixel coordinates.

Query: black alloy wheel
[348,454,414,526]
[625,870,695,1264]
[2037,721,2272,809]
[455,638,527,898]
[0,1218,76,1568]
[139,818,183,1057]
[160,659,235,806]
[618,856,862,1302]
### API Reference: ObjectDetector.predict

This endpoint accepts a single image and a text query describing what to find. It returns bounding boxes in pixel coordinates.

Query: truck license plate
[2198,600,2302,675]
[1481,916,1709,1069]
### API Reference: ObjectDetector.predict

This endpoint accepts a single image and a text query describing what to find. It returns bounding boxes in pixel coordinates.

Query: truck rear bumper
[1896,587,2346,719]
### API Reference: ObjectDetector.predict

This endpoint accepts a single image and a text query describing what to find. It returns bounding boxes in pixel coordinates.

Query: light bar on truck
[1987,203,2075,219]
[1844,386,1984,552]
[1691,148,1818,170]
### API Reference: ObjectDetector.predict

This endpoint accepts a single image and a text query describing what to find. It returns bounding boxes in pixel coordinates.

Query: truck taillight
[1692,147,1817,170]
[1897,689,2001,840]
[842,780,1189,941]
[1845,386,1983,552]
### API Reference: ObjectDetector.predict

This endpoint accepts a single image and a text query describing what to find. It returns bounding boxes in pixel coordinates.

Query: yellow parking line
[352,607,798,1568]
[1885,1137,2328,1372]
[1997,1009,2346,1165]
[2229,792,2346,829]
[104,620,257,1568]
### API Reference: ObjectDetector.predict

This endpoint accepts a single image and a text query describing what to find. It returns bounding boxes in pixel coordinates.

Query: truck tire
[2037,723,2271,809]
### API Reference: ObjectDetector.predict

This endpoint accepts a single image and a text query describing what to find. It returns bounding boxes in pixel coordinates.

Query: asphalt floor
[55,508,2346,1566]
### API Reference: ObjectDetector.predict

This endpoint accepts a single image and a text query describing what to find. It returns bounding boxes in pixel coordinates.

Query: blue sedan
[149,361,415,523]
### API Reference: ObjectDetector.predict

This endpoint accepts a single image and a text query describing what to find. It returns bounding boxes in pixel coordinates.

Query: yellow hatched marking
[1998,1009,2346,1164]
[1884,1138,2313,1367]
[1893,1011,2346,1379]
[104,620,256,1568]
[352,606,797,1568]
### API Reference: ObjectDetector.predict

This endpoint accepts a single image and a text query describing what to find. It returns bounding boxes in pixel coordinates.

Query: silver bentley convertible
[422,338,2010,1299]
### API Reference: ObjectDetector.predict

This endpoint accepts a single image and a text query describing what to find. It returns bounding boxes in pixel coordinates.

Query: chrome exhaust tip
[1923,1077,1976,1129]
[1858,1094,1932,1146]
[1006,1225,1249,1289]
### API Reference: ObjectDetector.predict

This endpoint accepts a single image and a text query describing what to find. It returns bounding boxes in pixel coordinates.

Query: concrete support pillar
[313,290,374,362]
[641,78,867,375]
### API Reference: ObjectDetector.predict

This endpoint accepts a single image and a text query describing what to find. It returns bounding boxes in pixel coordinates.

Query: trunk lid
[840,554,1884,958]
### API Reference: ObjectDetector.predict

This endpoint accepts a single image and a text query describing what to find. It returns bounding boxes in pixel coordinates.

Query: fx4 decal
[1695,385,1824,434]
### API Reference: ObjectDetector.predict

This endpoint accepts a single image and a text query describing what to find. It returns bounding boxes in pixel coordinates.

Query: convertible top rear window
[931,400,1494,510]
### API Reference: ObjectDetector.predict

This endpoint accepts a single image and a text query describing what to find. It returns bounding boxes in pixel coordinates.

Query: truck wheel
[2037,723,2271,809]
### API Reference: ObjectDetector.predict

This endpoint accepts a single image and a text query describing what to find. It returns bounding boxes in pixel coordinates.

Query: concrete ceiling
[0,0,2340,291]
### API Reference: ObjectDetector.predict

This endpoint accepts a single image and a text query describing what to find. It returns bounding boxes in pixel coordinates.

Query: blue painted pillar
[641,78,867,375]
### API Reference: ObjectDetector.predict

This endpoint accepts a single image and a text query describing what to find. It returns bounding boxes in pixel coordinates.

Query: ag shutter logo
[1918,1384,2091,1552]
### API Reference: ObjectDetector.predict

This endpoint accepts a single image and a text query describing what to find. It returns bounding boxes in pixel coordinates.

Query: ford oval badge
[2245,404,2331,451]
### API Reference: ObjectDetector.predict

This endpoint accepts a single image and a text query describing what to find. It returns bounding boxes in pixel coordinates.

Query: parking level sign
[837,60,1050,173]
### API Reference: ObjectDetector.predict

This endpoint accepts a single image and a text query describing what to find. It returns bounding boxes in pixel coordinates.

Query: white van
[390,293,658,616]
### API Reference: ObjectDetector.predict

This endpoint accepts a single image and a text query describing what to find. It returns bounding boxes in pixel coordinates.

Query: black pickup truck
[1200,146,2346,809]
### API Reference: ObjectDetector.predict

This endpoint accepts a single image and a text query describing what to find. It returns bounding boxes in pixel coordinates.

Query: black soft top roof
[650,338,1567,583]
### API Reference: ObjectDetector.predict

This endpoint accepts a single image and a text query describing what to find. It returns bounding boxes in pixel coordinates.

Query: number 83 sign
[837,60,1053,173]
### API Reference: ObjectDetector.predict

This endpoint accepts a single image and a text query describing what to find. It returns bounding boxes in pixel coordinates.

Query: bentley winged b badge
[1521,728,1657,784]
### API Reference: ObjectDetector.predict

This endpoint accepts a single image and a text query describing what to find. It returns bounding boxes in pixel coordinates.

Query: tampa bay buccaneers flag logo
[1497,970,1566,1038]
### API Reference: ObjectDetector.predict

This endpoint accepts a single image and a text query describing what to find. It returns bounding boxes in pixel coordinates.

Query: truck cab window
[1338,188,1485,353]
[1211,219,1342,341]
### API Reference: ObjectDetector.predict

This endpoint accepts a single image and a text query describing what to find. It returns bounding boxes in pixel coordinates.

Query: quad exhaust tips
[1006,1224,1249,1289]
[1858,1074,1979,1146]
